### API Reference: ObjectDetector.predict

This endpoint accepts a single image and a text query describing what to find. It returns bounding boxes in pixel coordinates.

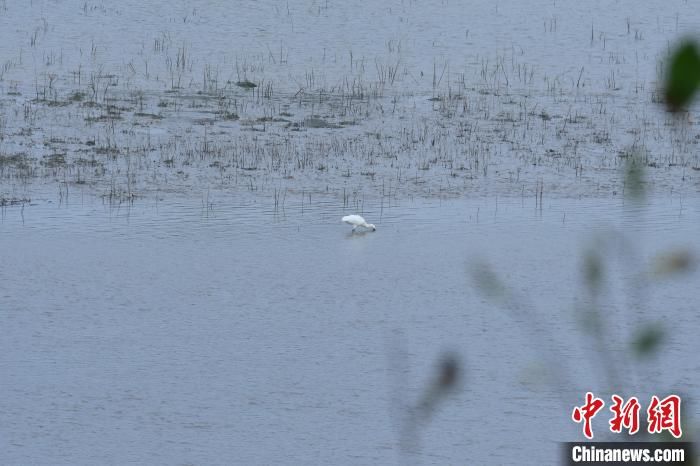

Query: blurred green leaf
[577,306,602,334]
[664,40,700,112]
[631,324,665,358]
[518,361,553,389]
[624,157,645,200]
[436,353,460,390]
[470,261,506,300]
[583,251,603,292]
[415,353,461,422]
[652,249,696,277]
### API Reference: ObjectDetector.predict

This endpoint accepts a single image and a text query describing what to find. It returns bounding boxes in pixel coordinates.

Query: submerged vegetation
[1,10,699,208]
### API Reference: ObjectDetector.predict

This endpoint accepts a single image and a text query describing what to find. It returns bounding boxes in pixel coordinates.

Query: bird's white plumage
[342,214,376,231]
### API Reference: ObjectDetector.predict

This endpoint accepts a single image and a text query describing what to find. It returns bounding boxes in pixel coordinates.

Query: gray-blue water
[3,0,700,464]
[2,195,699,464]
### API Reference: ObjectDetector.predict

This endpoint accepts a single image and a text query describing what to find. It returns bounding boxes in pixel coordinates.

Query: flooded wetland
[1,1,700,464]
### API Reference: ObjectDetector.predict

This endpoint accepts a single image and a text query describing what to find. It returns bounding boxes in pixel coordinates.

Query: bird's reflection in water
[345,230,372,239]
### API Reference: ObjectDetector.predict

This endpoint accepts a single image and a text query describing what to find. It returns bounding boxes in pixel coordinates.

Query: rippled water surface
[2,195,699,464]
[2,0,700,464]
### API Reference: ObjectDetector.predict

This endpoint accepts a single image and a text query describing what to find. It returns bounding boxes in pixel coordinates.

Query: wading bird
[342,214,376,232]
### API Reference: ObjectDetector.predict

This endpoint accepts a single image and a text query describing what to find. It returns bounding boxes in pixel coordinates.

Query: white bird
[342,214,376,231]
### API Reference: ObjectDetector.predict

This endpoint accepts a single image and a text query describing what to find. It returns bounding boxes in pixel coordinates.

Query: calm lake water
[2,0,700,464]
[2,195,699,464]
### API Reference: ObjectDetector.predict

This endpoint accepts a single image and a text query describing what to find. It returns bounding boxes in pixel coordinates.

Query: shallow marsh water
[2,195,699,464]
[2,0,700,202]
[2,0,700,464]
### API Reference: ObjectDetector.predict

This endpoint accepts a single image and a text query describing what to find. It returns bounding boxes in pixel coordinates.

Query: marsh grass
[0,30,697,213]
